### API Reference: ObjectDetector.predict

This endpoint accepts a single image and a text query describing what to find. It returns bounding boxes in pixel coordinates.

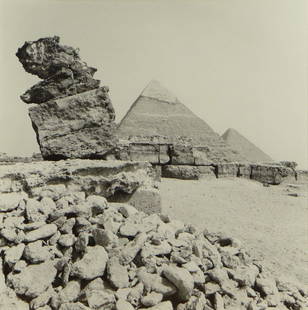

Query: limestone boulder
[70,245,108,280]
[162,165,200,180]
[216,163,238,178]
[250,164,295,185]
[7,260,57,298]
[29,87,117,160]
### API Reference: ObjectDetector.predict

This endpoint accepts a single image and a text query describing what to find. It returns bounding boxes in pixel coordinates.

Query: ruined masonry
[16,36,117,160]
[116,81,296,184]
[0,175,307,310]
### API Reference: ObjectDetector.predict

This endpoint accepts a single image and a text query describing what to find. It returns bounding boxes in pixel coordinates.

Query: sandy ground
[160,177,308,285]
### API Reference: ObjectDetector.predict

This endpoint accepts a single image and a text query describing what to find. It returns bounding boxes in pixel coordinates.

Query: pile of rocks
[1,188,307,310]
[16,36,117,160]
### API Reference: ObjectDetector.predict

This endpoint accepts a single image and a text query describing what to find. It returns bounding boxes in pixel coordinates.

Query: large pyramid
[222,128,273,163]
[117,80,246,162]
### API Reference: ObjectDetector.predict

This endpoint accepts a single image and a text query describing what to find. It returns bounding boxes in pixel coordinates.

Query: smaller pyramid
[222,128,273,163]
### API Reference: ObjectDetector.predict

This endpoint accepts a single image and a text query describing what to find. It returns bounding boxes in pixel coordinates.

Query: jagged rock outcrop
[16,36,100,103]
[16,36,117,160]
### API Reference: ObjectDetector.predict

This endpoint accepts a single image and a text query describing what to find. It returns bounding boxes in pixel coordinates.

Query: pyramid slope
[117,81,247,163]
[222,128,273,163]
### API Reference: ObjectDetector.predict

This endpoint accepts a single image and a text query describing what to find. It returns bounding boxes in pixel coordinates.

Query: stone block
[170,144,194,165]
[237,163,251,178]
[29,88,117,160]
[198,166,216,178]
[250,164,296,185]
[162,165,200,180]
[159,145,170,164]
[193,146,212,165]
[129,144,159,164]
[216,163,238,177]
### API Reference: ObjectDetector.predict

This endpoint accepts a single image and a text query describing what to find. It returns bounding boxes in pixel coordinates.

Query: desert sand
[161,177,308,285]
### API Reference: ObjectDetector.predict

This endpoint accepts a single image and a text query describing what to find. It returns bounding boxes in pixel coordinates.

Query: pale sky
[0,0,307,168]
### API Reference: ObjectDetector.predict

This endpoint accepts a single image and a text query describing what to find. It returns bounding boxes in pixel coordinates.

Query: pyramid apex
[140,80,179,103]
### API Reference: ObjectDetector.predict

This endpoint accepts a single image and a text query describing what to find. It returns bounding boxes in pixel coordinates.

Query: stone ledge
[0,159,161,214]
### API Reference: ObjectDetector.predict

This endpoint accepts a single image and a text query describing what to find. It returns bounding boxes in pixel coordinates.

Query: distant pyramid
[117,80,246,163]
[222,128,273,163]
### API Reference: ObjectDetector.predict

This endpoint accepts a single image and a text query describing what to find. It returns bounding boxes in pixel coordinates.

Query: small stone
[0,192,27,212]
[59,218,76,234]
[23,221,46,231]
[24,224,57,242]
[75,217,92,234]
[115,288,132,300]
[214,292,224,310]
[12,260,27,273]
[117,204,139,218]
[57,280,81,304]
[23,240,51,263]
[36,306,52,310]
[127,282,144,307]
[59,302,91,310]
[71,245,108,280]
[141,240,172,258]
[4,243,25,266]
[204,282,221,296]
[107,258,129,289]
[58,234,76,247]
[93,228,118,248]
[1,228,19,243]
[3,216,24,229]
[119,232,147,265]
[74,232,89,253]
[25,198,47,222]
[162,265,194,302]
[7,260,57,298]
[116,299,135,310]
[30,286,55,310]
[48,230,61,246]
[40,197,57,217]
[137,267,176,297]
[119,222,140,237]
[141,292,163,307]
[86,289,115,309]
[139,301,173,310]
[255,276,278,296]
[86,195,108,215]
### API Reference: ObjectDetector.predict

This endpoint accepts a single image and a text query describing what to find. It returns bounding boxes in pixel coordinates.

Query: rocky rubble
[16,36,117,160]
[0,187,307,310]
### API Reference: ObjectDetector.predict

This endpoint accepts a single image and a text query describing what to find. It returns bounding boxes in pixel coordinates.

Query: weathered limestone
[29,87,117,160]
[0,159,161,214]
[250,164,294,185]
[17,36,118,160]
[216,163,238,178]
[16,36,100,103]
[162,165,200,180]
[0,184,307,309]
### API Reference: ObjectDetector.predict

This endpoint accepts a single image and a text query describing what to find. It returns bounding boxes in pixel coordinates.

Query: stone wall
[116,141,296,184]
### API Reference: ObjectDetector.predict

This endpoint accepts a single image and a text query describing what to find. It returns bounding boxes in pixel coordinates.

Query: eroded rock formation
[16,36,117,160]
[16,36,100,103]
